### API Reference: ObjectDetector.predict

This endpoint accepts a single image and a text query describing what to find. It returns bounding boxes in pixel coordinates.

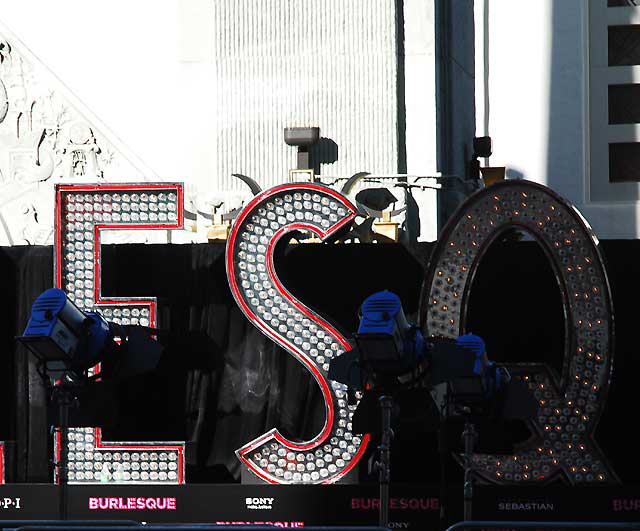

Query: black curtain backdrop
[0,242,424,482]
[1,246,52,482]
[0,239,638,485]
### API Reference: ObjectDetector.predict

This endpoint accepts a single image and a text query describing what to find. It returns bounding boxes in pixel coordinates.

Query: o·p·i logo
[0,497,21,510]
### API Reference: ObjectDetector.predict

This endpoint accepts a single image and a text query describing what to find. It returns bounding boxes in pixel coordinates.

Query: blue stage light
[18,288,163,383]
[18,288,110,375]
[355,290,424,373]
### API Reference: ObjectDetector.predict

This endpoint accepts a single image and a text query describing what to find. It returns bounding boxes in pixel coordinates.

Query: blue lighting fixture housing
[355,290,424,372]
[18,288,110,374]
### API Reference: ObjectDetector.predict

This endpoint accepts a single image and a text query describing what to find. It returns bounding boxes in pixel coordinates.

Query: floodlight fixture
[18,288,110,376]
[284,126,320,172]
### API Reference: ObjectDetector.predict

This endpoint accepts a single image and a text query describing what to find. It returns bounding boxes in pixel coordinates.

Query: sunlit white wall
[478,0,640,239]
[476,1,558,189]
[1,0,182,180]
[1,0,440,243]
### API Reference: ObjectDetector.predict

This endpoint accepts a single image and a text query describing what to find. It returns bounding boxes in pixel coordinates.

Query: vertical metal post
[57,389,70,520]
[297,148,310,170]
[462,419,477,522]
[379,395,394,528]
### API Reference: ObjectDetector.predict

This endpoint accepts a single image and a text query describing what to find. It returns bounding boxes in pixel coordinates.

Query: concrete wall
[436,0,476,226]
[212,0,398,189]
[478,0,640,239]
[0,0,441,244]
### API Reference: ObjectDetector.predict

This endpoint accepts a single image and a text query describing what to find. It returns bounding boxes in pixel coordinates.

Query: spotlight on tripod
[18,288,162,382]
[17,288,164,519]
[329,290,536,527]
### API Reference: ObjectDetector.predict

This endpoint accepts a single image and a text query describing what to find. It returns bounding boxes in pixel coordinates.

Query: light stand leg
[378,396,394,528]
[462,419,477,522]
[438,420,448,531]
[56,388,70,520]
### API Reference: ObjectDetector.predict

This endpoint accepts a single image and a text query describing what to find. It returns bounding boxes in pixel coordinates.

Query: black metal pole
[462,419,477,522]
[58,389,69,520]
[438,419,448,531]
[378,395,394,528]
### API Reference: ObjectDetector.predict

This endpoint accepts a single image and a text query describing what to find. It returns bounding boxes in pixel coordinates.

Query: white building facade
[0,0,455,246]
[479,0,640,239]
[4,1,637,243]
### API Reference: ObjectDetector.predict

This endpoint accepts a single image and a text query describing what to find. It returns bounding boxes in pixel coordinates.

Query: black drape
[4,239,640,484]
[100,242,425,482]
[1,246,52,482]
[3,242,424,483]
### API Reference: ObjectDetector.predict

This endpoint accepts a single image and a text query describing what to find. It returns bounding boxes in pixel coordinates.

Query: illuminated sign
[53,183,186,484]
[421,180,617,484]
[226,183,369,483]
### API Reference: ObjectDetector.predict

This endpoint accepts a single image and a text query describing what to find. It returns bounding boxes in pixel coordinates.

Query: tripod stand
[51,382,80,520]
[434,394,481,530]
[371,395,394,527]
[461,415,478,521]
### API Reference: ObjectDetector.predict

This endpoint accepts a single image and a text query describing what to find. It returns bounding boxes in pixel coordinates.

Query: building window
[589,0,640,199]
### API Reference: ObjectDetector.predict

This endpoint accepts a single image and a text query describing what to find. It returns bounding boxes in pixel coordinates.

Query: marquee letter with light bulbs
[47,178,616,486]
[226,183,370,484]
[420,180,617,484]
[53,183,186,484]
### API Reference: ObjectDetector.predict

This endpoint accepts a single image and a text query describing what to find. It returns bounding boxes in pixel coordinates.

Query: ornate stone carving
[0,79,7,124]
[0,31,145,246]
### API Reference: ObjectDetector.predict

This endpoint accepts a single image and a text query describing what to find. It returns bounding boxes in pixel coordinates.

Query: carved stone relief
[0,27,437,246]
[0,33,142,246]
[0,79,8,124]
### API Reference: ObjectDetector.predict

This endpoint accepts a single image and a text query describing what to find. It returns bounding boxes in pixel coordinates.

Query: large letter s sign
[226,183,369,484]
[420,180,618,484]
